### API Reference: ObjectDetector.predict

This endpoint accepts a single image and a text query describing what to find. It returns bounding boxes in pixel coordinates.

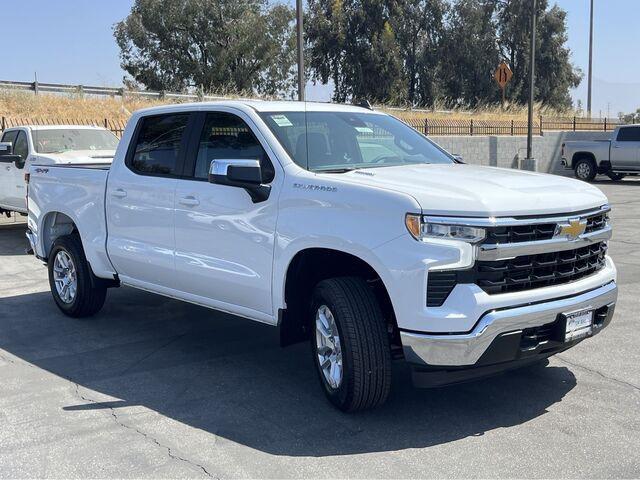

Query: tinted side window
[193,113,274,182]
[130,114,189,176]
[1,130,18,145]
[13,131,29,164]
[616,127,640,142]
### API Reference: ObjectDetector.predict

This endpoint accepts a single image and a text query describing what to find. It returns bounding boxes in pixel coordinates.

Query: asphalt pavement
[0,179,639,478]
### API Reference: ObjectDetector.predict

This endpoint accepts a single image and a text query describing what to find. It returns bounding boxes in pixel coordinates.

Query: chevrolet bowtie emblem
[556,218,587,240]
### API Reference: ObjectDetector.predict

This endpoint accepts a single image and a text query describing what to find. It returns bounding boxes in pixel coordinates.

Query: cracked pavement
[1,179,639,478]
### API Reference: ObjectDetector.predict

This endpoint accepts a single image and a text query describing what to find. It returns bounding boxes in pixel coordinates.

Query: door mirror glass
[0,142,13,155]
[0,142,21,164]
[208,159,270,203]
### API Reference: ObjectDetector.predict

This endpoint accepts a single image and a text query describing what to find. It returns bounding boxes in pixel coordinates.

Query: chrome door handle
[111,188,127,198]
[178,196,200,206]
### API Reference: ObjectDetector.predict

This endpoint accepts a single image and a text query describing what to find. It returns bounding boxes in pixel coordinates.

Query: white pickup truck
[561,124,640,181]
[26,101,617,411]
[0,125,118,215]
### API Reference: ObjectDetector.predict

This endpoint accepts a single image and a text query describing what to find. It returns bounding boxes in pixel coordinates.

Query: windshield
[259,111,454,172]
[33,129,119,154]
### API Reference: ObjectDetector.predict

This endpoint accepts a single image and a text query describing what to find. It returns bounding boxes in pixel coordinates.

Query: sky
[3,0,639,115]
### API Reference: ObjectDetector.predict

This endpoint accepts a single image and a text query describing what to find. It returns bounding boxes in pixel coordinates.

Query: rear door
[106,112,194,289]
[610,126,640,170]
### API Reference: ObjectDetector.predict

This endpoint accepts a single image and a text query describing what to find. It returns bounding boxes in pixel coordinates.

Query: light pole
[296,0,305,101]
[587,0,594,117]
[525,0,537,166]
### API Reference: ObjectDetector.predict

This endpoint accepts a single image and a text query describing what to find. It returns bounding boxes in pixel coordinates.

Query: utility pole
[296,0,305,101]
[525,0,537,167]
[587,0,594,117]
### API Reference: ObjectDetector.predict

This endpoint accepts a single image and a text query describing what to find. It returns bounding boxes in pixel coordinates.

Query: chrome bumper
[401,281,617,367]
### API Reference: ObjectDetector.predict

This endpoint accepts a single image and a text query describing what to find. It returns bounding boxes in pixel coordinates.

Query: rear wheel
[574,157,596,181]
[607,172,626,181]
[310,277,392,412]
[48,234,107,318]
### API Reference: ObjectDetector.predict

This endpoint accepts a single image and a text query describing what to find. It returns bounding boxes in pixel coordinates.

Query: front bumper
[401,280,617,369]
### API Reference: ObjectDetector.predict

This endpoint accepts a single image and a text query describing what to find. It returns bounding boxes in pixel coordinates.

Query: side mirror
[208,159,271,203]
[0,142,21,164]
[0,142,13,155]
[452,154,464,163]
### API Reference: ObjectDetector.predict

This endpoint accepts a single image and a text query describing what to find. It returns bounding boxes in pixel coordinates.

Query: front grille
[484,223,556,244]
[585,212,608,233]
[427,242,607,306]
[475,242,607,294]
[482,210,609,245]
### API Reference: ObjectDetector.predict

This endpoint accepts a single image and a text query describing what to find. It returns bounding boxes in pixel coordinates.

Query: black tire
[606,172,626,181]
[310,277,392,412]
[574,157,597,182]
[48,234,107,318]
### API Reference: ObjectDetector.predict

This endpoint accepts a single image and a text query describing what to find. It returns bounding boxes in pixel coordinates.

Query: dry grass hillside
[0,89,573,124]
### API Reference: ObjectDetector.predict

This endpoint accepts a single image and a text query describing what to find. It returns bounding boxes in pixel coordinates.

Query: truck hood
[340,164,607,216]
[31,149,115,164]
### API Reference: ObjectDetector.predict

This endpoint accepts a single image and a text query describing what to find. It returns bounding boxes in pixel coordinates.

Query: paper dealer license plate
[564,309,593,342]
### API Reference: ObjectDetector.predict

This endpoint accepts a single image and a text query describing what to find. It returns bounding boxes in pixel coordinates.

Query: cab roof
[133,99,381,117]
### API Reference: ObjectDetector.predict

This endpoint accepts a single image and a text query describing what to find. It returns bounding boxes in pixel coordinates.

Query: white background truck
[0,125,118,215]
[562,124,640,181]
[26,101,617,411]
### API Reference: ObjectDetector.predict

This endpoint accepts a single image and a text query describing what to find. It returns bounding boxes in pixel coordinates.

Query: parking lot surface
[1,179,639,479]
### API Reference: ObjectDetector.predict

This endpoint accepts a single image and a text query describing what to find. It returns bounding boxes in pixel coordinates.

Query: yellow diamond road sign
[494,61,513,89]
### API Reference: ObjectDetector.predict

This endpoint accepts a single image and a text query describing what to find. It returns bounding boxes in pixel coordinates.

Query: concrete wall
[429,131,612,176]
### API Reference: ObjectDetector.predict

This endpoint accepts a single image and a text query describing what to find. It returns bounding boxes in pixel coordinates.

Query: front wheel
[310,277,392,412]
[48,234,107,318]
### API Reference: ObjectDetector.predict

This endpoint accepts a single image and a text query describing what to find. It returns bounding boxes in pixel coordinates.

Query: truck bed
[28,162,114,278]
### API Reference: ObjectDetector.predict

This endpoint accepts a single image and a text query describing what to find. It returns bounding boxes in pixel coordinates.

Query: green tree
[306,0,404,103]
[495,0,582,108]
[114,0,297,96]
[439,0,500,107]
[393,0,448,106]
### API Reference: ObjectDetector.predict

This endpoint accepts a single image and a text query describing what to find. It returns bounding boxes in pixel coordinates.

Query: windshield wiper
[314,167,354,173]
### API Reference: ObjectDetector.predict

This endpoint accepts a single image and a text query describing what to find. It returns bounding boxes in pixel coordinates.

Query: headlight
[405,214,486,243]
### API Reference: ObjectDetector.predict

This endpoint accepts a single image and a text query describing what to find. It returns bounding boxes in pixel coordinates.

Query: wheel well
[572,152,596,169]
[280,248,402,358]
[41,212,78,259]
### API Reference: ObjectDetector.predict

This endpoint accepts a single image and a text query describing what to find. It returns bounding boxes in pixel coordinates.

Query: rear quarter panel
[565,140,611,165]
[28,165,115,278]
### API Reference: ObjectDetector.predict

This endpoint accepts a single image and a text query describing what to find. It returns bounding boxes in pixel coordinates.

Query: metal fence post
[511,119,514,136]
[573,116,576,131]
[470,119,474,136]
[104,118,108,129]
[424,118,429,136]
[539,115,543,135]
[604,117,607,132]
[1,116,5,131]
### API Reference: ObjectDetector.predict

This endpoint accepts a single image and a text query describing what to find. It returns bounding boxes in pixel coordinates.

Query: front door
[173,110,280,321]
[0,129,28,212]
[106,112,192,289]
[610,126,640,170]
